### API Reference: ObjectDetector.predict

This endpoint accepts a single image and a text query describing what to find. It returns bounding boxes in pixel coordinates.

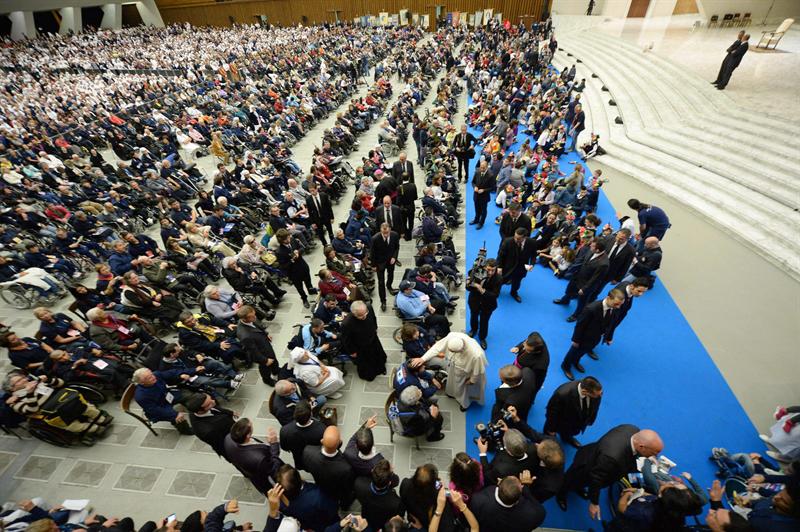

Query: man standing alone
[713,31,749,90]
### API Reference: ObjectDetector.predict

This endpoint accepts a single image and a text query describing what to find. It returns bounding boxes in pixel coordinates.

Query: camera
[467,242,488,284]
[475,408,513,452]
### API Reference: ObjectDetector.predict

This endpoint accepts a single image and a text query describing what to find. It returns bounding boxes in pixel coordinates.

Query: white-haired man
[397,385,444,442]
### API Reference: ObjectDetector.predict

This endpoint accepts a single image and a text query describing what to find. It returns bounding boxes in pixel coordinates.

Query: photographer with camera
[492,364,539,424]
[477,415,566,503]
[467,257,502,349]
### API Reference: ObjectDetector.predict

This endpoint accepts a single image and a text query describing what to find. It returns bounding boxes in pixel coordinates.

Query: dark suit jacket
[452,132,477,156]
[391,160,415,183]
[189,407,235,458]
[270,379,312,425]
[480,443,538,485]
[544,380,601,437]
[470,485,546,532]
[606,282,638,341]
[572,252,609,293]
[369,231,400,266]
[497,236,537,280]
[472,170,495,203]
[466,271,503,311]
[279,420,326,471]
[236,320,276,365]
[605,241,635,283]
[223,435,282,493]
[374,205,404,235]
[499,212,532,239]
[395,181,418,209]
[305,192,334,224]
[729,41,748,68]
[491,367,538,422]
[344,433,386,477]
[280,482,340,532]
[568,423,639,504]
[374,175,397,200]
[571,300,616,347]
[354,476,404,530]
[302,447,355,502]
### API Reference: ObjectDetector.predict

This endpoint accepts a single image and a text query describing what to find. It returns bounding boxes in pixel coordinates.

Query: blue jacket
[109,251,134,276]
[134,368,196,422]
[395,289,428,319]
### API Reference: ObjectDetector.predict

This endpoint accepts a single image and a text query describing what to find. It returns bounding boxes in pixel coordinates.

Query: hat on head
[446,336,465,352]
[399,280,414,291]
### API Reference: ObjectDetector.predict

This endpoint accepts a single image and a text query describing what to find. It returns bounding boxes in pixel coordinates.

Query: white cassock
[289,347,345,398]
[420,332,488,409]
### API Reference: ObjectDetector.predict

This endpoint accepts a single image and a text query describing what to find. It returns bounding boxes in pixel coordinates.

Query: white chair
[757,18,794,50]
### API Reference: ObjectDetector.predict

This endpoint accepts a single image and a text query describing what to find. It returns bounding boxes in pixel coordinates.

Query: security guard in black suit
[467,258,502,349]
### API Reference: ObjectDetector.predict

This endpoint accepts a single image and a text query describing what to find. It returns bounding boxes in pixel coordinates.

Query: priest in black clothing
[340,300,387,381]
[186,393,236,459]
[278,400,326,471]
[354,459,404,530]
[544,376,603,448]
[470,474,546,531]
[302,425,356,510]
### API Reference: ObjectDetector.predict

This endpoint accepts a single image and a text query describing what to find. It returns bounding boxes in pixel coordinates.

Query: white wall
[697,0,800,24]
[602,0,633,18]
[552,0,606,16]
[647,0,678,17]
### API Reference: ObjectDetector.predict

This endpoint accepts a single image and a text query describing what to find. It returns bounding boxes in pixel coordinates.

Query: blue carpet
[461,117,765,529]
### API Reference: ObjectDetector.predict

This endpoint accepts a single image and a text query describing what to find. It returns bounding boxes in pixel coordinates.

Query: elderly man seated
[158,343,242,393]
[86,307,154,354]
[394,280,450,338]
[176,311,243,365]
[396,385,444,442]
[392,360,442,401]
[132,367,201,434]
[287,347,345,400]
[272,378,326,425]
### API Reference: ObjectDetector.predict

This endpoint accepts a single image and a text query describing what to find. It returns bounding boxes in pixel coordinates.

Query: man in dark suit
[186,393,237,459]
[369,223,400,311]
[605,278,650,344]
[354,459,403,530]
[544,377,603,448]
[279,400,326,471]
[470,475,546,531]
[452,124,477,182]
[276,464,340,531]
[467,258,502,349]
[223,418,283,493]
[492,364,538,423]
[499,202,531,239]
[391,152,415,184]
[470,160,495,229]
[236,305,278,385]
[556,424,664,520]
[271,378,317,425]
[478,429,565,503]
[395,177,417,241]
[302,425,355,510]
[714,31,748,90]
[373,173,397,201]
[560,289,624,380]
[603,229,635,284]
[374,195,404,236]
[343,415,388,477]
[305,183,334,246]
[553,237,609,321]
[497,228,537,303]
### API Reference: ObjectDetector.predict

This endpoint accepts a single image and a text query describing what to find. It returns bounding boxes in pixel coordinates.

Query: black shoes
[587,350,599,361]
[308,288,319,295]
[380,301,387,312]
[574,362,585,373]
[302,300,310,309]
[511,294,522,303]
[387,287,399,295]
[466,329,476,337]
[566,315,577,323]
[459,404,469,412]
[468,220,478,225]
[553,298,567,305]
[479,339,487,349]
[426,432,446,442]
[562,365,575,381]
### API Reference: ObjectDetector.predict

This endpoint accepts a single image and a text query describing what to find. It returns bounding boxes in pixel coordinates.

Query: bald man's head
[321,425,341,453]
[632,429,663,458]
[644,236,660,249]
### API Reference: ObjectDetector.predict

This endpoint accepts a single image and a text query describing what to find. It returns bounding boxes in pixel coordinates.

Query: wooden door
[627,0,651,18]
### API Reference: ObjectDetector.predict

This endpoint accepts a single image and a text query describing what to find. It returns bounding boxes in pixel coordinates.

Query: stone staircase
[552,26,800,280]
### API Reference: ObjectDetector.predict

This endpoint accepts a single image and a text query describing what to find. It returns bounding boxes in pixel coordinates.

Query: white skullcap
[446,335,465,352]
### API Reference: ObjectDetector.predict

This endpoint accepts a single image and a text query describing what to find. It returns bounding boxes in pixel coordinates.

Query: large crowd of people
[0,13,797,532]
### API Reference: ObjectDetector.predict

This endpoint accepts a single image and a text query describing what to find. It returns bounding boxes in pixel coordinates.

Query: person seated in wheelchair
[163,237,220,280]
[313,295,345,332]
[139,255,205,296]
[131,367,201,434]
[68,283,128,316]
[317,268,367,309]
[177,311,244,366]
[400,323,436,361]
[86,307,154,355]
[158,343,242,394]
[22,242,81,280]
[221,257,285,308]
[299,318,341,361]
[395,280,450,339]
[33,308,90,352]
[287,347,345,401]
[332,229,366,260]
[0,253,63,298]
[45,349,131,399]
[323,246,374,292]
[120,271,184,325]
[120,231,160,259]
[421,188,458,226]
[3,371,112,437]
[268,204,311,251]
[0,331,53,373]
[413,265,457,307]
[395,385,444,442]
[608,475,705,531]
[416,243,460,280]
[393,360,442,401]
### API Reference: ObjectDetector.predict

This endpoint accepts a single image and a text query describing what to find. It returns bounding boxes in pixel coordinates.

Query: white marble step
[551,53,800,278]
[586,31,800,139]
[559,38,800,212]
[571,34,800,182]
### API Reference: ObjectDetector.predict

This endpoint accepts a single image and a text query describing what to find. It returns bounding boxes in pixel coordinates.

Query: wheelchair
[0,281,64,309]
[379,138,401,158]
